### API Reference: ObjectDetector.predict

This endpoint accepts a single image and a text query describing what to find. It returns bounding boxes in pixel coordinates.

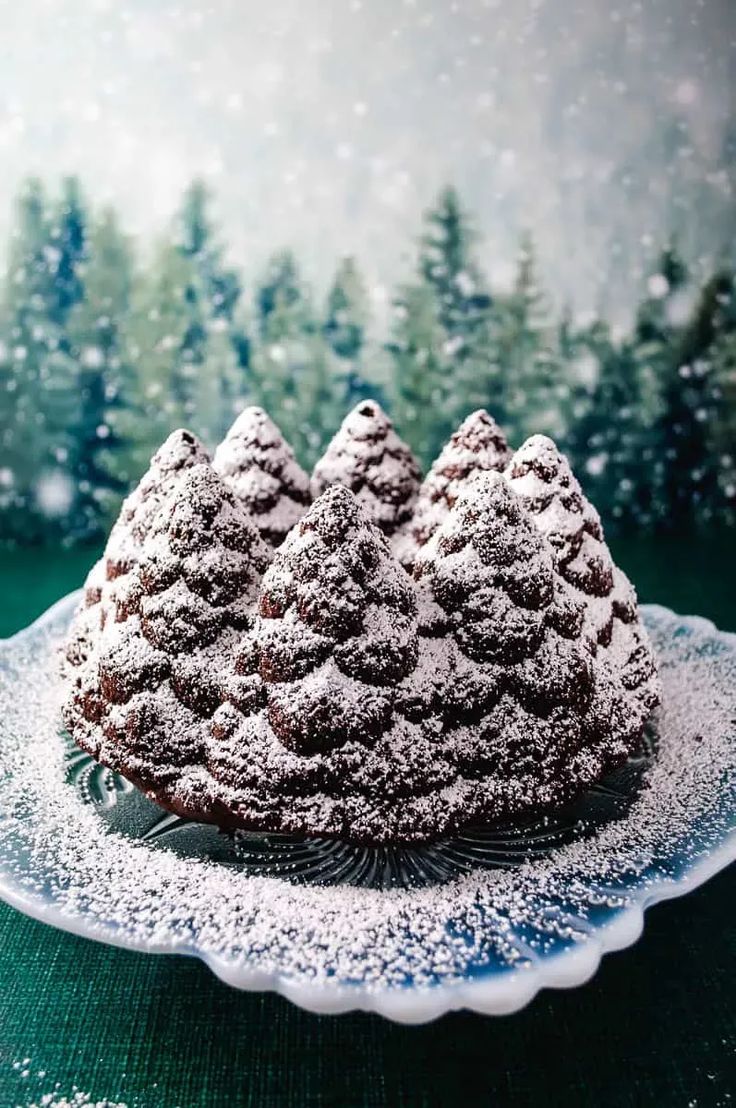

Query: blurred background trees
[0,177,734,546]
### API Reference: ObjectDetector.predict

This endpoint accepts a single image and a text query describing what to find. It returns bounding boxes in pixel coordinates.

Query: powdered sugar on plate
[0,595,734,1010]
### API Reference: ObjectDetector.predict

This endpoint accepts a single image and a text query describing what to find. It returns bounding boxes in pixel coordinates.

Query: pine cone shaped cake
[63,429,212,676]
[398,408,512,567]
[505,435,660,721]
[63,463,271,815]
[62,402,661,844]
[311,400,420,536]
[213,406,311,547]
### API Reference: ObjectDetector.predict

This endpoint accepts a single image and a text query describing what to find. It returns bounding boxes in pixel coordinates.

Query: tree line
[0,176,734,545]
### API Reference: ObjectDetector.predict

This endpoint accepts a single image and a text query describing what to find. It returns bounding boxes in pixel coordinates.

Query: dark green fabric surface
[0,540,734,1108]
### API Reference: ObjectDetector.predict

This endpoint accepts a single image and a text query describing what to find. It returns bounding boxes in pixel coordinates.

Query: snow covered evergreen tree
[66,208,135,538]
[256,250,309,341]
[176,181,247,434]
[386,281,447,466]
[497,232,567,445]
[658,267,736,527]
[126,238,198,466]
[323,256,377,409]
[568,337,646,528]
[251,250,341,466]
[0,179,83,541]
[387,187,500,463]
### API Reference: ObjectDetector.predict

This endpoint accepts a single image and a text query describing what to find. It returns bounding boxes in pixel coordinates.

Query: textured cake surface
[311,400,421,536]
[212,406,311,547]
[62,402,660,843]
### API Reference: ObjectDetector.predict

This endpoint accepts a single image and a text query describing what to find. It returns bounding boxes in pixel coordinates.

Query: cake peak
[415,471,559,660]
[213,405,311,547]
[507,433,578,486]
[451,408,510,452]
[257,481,418,753]
[311,400,420,535]
[104,429,211,576]
[298,482,372,544]
[219,405,283,445]
[150,463,266,552]
[398,408,511,562]
[150,428,210,476]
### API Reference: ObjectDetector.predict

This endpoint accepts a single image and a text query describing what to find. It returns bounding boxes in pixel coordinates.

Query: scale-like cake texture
[62,464,272,815]
[398,409,511,567]
[410,473,639,821]
[505,435,659,720]
[213,406,311,547]
[63,429,212,677]
[62,406,660,843]
[311,401,420,536]
[255,485,419,753]
[106,429,211,579]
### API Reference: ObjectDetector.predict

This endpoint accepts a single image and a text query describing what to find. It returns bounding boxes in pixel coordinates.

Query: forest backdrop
[0,176,734,546]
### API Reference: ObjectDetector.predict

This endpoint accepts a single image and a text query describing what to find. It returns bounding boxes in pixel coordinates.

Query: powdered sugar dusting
[311,401,421,535]
[505,434,660,708]
[0,599,733,997]
[61,406,661,845]
[400,408,511,564]
[213,406,311,547]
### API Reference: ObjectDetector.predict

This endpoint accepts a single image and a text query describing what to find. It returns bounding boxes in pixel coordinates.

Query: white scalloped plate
[0,593,734,1023]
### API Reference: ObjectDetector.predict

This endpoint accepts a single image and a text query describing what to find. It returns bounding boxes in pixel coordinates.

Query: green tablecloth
[1,539,734,1108]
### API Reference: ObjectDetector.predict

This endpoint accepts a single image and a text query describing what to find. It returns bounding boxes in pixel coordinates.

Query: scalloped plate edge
[1,593,734,1023]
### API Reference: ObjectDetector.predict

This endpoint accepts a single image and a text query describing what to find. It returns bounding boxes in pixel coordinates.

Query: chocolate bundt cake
[62,401,660,843]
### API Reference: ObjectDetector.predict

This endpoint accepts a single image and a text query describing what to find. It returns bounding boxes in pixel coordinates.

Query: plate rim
[1,591,734,1023]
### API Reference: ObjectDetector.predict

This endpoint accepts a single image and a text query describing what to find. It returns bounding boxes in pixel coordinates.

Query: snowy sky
[0,0,733,319]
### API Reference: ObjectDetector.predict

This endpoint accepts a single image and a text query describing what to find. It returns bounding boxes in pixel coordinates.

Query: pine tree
[498,232,566,445]
[123,182,248,478]
[127,238,198,466]
[66,208,136,538]
[386,281,448,465]
[659,267,736,527]
[324,256,377,409]
[324,256,366,361]
[176,181,246,436]
[418,186,492,338]
[250,250,333,459]
[292,333,345,468]
[52,176,87,321]
[570,337,650,528]
[256,250,308,341]
[631,244,690,524]
[710,313,736,523]
[0,179,80,541]
[387,187,500,461]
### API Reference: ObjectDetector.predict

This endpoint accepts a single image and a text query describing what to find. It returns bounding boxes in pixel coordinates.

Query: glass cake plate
[0,592,734,1023]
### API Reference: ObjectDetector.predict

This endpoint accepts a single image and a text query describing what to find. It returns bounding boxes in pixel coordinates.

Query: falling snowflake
[35,471,73,517]
[648,274,670,299]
